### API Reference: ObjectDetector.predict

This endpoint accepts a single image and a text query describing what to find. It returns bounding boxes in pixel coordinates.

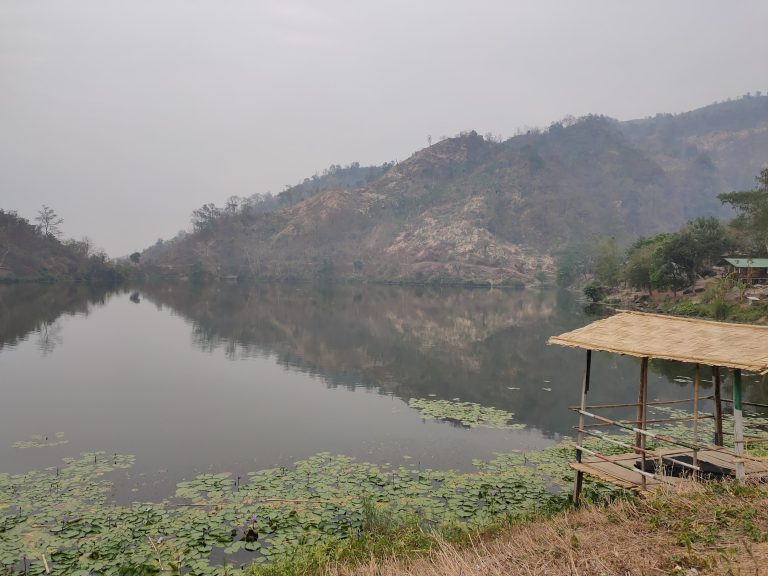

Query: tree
[555,243,593,287]
[582,283,605,303]
[225,196,240,214]
[191,203,222,232]
[718,167,768,254]
[35,205,63,238]
[685,216,731,271]
[129,252,141,264]
[594,236,621,287]
[650,233,696,295]
[624,232,696,295]
[624,238,656,294]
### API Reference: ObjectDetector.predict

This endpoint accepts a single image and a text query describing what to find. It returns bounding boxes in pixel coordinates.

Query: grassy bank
[662,296,768,323]
[321,482,768,576]
[599,275,768,324]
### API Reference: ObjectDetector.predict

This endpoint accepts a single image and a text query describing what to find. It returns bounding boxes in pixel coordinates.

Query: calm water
[0,282,749,500]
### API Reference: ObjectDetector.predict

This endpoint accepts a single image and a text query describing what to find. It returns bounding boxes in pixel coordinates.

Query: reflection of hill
[0,284,115,351]
[139,283,698,437]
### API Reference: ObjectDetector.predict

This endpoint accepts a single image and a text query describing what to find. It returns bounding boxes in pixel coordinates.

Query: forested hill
[143,95,768,286]
[0,210,122,283]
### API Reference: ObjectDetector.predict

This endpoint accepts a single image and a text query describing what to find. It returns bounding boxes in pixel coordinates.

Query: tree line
[557,167,768,297]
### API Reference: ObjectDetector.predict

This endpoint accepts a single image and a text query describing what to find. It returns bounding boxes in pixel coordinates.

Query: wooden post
[635,358,649,489]
[734,369,745,481]
[713,366,723,446]
[574,350,592,506]
[693,364,700,469]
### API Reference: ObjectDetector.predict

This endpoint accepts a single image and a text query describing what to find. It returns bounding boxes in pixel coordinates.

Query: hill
[143,95,768,285]
[0,209,124,283]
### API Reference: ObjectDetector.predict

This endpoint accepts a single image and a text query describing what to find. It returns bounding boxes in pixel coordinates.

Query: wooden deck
[571,447,768,494]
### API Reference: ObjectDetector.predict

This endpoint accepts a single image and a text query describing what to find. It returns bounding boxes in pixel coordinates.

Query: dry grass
[329,483,768,576]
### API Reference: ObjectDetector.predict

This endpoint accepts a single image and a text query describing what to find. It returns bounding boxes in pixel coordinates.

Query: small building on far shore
[720,257,768,285]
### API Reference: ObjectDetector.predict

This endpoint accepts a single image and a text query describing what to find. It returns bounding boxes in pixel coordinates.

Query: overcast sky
[1,0,767,256]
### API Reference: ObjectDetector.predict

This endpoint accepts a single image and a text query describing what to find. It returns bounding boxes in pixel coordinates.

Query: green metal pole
[734,369,745,481]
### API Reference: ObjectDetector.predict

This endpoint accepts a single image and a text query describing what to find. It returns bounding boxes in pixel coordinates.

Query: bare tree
[35,205,64,238]
[225,196,241,214]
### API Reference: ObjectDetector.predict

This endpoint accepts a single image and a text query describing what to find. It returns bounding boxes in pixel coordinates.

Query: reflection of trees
[649,360,713,390]
[0,284,115,352]
[36,321,63,355]
[140,283,700,437]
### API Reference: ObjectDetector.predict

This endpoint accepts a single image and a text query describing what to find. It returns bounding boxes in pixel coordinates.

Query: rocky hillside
[143,95,768,286]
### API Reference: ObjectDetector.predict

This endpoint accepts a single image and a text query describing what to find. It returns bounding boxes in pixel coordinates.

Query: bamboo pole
[718,398,768,409]
[693,364,700,468]
[569,396,714,411]
[574,350,591,506]
[713,366,723,446]
[576,409,701,450]
[734,369,745,481]
[576,408,766,464]
[635,360,644,450]
[576,414,714,429]
[637,358,648,488]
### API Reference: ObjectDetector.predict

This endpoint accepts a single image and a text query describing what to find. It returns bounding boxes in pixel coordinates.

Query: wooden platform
[571,447,768,494]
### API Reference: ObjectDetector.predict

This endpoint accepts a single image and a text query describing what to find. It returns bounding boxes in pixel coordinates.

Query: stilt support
[636,358,649,490]
[574,349,591,506]
[713,366,723,446]
[734,369,745,481]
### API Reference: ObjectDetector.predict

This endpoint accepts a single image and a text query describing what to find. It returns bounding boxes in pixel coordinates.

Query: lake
[0,282,739,502]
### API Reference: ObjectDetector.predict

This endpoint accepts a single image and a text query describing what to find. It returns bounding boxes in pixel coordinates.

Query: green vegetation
[408,398,525,430]
[4,402,768,575]
[333,481,768,576]
[13,432,68,449]
[583,216,731,295]
[0,446,577,575]
[718,167,768,254]
[557,165,768,309]
[582,283,606,303]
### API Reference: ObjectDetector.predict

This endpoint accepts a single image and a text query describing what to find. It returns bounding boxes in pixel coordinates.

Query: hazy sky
[2,0,767,256]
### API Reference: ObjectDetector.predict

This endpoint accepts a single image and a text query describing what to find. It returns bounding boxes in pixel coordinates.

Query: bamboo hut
[548,311,768,503]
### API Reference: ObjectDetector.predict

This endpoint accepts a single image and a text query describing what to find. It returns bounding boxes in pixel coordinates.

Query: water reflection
[0,283,116,352]
[138,282,693,437]
[3,281,763,496]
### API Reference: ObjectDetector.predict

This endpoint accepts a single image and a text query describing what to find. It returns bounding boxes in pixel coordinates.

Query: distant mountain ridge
[143,95,768,286]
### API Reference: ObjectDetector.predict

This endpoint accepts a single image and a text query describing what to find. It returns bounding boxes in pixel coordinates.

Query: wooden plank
[571,460,687,493]
[572,446,768,495]
[653,447,768,475]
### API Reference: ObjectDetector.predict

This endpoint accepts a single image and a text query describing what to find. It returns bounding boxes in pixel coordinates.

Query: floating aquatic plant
[13,407,761,575]
[12,432,68,449]
[0,445,576,574]
[408,398,525,430]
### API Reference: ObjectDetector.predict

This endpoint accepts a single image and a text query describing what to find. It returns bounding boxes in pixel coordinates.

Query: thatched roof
[548,311,768,374]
